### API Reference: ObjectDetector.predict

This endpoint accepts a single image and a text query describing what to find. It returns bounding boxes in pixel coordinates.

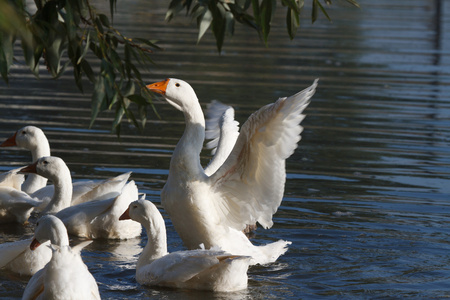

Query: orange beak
[146,79,170,95]
[30,238,41,250]
[119,208,131,220]
[0,132,17,147]
[19,161,38,174]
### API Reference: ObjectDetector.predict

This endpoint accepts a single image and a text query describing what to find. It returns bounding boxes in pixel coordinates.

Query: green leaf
[21,34,41,77]
[209,2,227,52]
[94,17,104,34]
[197,9,213,43]
[281,0,303,13]
[128,94,150,105]
[0,32,14,84]
[134,38,161,50]
[112,102,125,133]
[90,76,106,128]
[251,0,261,26]
[77,30,91,64]
[346,0,360,8]
[312,0,331,23]
[109,0,117,21]
[80,59,95,83]
[260,0,276,45]
[98,14,110,28]
[166,0,185,21]
[286,7,299,40]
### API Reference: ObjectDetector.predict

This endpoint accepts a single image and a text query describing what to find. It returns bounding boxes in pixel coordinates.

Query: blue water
[1,0,450,298]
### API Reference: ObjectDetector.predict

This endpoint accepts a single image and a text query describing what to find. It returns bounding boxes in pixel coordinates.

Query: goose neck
[43,169,73,214]
[137,218,168,269]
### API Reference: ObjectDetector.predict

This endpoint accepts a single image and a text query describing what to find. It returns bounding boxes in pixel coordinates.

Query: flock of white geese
[0,78,318,298]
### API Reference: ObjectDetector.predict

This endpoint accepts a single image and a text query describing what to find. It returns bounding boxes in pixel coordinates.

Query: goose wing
[208,79,318,231]
[204,101,240,176]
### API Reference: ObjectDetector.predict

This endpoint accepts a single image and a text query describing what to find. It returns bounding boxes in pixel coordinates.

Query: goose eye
[21,131,27,135]
[43,160,48,165]
[132,205,138,209]
[175,83,180,87]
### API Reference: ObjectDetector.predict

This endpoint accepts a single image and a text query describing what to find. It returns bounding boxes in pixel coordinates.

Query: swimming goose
[1,125,50,194]
[1,125,130,205]
[19,156,129,214]
[146,78,318,265]
[22,215,101,300]
[120,199,250,292]
[19,156,142,239]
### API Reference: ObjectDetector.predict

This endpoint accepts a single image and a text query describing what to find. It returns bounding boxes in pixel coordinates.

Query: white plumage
[1,125,131,207]
[146,78,318,265]
[120,199,250,292]
[19,156,141,239]
[22,215,100,300]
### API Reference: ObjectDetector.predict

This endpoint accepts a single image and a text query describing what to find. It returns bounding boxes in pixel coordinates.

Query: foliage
[0,0,158,136]
[0,0,359,135]
[167,0,360,52]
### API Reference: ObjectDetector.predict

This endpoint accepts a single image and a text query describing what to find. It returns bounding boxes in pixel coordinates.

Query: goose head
[146,78,198,112]
[30,215,69,249]
[19,156,70,182]
[120,199,165,234]
[1,126,47,151]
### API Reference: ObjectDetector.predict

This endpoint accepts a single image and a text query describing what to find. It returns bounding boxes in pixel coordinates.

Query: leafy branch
[0,0,159,136]
[166,0,360,52]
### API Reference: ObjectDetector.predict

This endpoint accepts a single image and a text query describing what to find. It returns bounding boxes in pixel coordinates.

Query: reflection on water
[1,0,450,298]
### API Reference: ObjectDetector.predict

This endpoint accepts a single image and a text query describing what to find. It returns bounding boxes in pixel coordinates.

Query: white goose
[120,199,250,292]
[1,125,131,205]
[19,156,130,214]
[19,156,142,239]
[147,78,318,265]
[0,238,51,276]
[1,125,49,193]
[22,215,101,300]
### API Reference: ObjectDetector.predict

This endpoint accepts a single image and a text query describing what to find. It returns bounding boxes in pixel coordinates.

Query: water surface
[1,0,450,299]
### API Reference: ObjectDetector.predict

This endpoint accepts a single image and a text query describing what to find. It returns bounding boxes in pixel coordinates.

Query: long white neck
[50,223,70,247]
[170,100,206,179]
[42,167,73,214]
[137,211,168,270]
[30,139,51,162]
[22,140,51,194]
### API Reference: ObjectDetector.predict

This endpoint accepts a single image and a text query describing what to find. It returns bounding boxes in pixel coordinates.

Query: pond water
[1,0,450,299]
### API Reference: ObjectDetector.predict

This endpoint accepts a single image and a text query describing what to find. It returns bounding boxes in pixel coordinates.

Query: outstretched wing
[208,79,319,231]
[204,101,240,176]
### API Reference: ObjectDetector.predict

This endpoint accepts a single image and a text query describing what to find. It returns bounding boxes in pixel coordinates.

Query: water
[1,0,450,298]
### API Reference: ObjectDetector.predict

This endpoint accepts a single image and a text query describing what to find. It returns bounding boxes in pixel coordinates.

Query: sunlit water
[1,0,450,299]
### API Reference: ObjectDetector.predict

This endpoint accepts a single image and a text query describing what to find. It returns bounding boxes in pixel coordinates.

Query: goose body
[1,125,130,204]
[120,199,250,292]
[22,215,100,300]
[0,238,51,276]
[19,156,141,239]
[147,78,318,265]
